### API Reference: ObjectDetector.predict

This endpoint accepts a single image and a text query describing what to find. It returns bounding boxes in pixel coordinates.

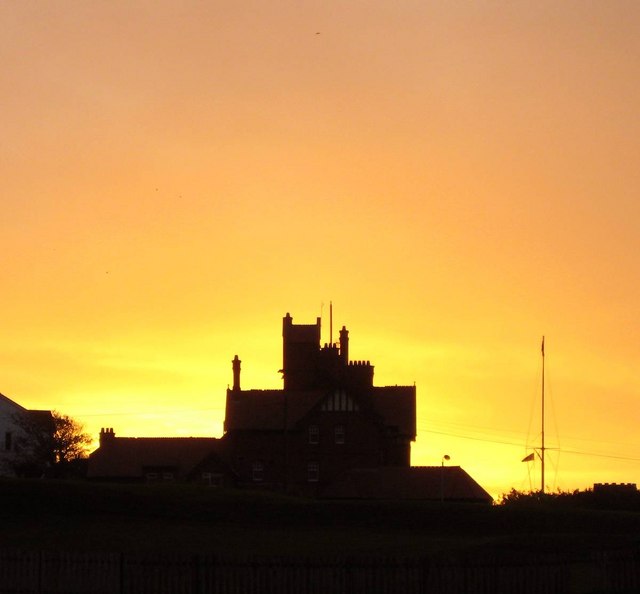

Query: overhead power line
[72,406,225,418]
[422,428,640,462]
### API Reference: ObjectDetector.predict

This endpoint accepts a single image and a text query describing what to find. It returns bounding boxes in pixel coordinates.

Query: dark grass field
[2,480,639,558]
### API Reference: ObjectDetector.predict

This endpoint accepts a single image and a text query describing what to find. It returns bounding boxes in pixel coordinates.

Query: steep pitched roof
[320,466,493,503]
[225,389,325,431]
[0,394,52,432]
[0,392,27,412]
[87,437,223,480]
[225,385,416,437]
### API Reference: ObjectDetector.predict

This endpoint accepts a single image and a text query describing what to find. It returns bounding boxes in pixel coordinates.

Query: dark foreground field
[1,479,639,559]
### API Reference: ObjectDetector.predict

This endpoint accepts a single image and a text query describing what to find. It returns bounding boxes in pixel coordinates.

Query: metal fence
[0,548,638,594]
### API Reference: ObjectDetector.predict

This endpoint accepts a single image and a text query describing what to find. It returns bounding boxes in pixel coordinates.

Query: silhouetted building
[88,428,232,485]
[223,313,416,495]
[87,311,492,501]
[0,392,53,477]
[591,482,639,508]
[320,466,493,503]
[593,482,637,494]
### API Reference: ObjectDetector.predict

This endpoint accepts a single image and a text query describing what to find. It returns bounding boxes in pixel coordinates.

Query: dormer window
[320,389,359,412]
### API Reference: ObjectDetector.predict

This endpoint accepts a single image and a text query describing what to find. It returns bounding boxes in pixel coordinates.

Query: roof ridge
[0,392,27,411]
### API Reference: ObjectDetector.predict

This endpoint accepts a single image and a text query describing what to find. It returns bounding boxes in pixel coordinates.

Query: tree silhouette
[12,411,92,478]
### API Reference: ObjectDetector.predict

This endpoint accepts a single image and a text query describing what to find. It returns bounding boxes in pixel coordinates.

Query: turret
[282,313,322,390]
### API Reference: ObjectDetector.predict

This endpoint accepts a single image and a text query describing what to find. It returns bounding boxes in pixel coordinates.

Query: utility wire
[423,428,527,449]
[422,428,640,462]
[72,406,225,418]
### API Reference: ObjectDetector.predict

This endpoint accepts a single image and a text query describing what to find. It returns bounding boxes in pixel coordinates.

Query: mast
[330,301,333,345]
[541,335,545,493]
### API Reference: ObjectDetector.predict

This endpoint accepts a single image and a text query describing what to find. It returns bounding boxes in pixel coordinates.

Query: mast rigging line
[423,428,640,462]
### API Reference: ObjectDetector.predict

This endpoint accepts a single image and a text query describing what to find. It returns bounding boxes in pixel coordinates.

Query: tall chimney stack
[339,325,349,365]
[232,355,241,391]
[99,427,115,448]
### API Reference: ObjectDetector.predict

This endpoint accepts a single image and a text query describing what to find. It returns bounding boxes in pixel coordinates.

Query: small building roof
[320,466,493,503]
[88,437,223,480]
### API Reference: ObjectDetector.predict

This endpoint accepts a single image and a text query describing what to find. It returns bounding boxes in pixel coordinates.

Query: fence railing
[0,548,638,594]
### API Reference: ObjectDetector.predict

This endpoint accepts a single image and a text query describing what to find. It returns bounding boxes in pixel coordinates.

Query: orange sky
[2,1,639,498]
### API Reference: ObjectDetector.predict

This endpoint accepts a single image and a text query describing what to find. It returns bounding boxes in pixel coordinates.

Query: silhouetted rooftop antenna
[541,335,546,494]
[330,301,333,345]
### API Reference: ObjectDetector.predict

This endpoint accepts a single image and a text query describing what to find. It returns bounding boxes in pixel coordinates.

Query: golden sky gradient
[2,2,640,497]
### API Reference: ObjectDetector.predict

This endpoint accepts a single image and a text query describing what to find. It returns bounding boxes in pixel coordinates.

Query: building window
[307,462,319,483]
[334,425,345,445]
[5,432,12,452]
[162,472,174,481]
[202,472,223,487]
[252,461,264,482]
[321,389,359,412]
[308,425,319,444]
[145,472,158,481]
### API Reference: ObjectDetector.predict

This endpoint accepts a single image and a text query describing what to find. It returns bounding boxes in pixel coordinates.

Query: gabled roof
[225,385,416,437]
[87,437,223,480]
[0,392,27,412]
[0,394,52,431]
[320,466,493,503]
[225,389,325,431]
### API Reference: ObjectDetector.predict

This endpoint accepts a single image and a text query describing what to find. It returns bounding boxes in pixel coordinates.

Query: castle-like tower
[281,312,373,391]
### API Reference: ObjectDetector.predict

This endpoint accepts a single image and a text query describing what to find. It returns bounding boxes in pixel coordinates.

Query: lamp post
[440,455,450,502]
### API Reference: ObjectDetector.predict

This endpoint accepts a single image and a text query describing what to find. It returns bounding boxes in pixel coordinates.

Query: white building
[0,392,52,477]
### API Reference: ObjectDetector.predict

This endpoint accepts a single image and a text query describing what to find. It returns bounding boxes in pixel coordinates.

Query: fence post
[37,550,43,594]
[192,554,200,594]
[344,556,352,594]
[119,552,125,594]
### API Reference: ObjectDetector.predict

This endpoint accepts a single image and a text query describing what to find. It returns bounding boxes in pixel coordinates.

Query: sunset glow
[3,2,640,497]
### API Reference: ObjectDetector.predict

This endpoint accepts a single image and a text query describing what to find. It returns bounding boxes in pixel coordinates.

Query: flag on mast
[522,453,535,462]
[541,336,545,356]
